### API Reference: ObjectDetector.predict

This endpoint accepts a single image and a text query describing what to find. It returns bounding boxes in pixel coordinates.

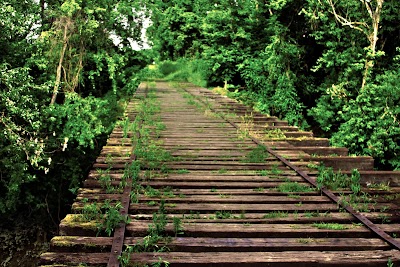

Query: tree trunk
[361,0,384,90]
[40,0,45,24]
[50,22,69,105]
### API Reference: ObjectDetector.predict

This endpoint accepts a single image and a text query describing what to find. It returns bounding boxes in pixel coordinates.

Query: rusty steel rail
[108,87,148,267]
[183,86,400,251]
[107,174,133,267]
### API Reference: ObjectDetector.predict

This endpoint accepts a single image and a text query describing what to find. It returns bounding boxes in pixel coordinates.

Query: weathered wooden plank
[131,211,400,224]
[277,146,349,156]
[50,236,113,252]
[82,192,336,203]
[123,237,389,252]
[134,195,332,204]
[126,250,400,266]
[128,203,339,213]
[40,252,109,266]
[312,156,374,171]
[126,222,374,238]
[141,181,314,189]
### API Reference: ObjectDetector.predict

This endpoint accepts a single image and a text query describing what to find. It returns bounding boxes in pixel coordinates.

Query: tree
[1,0,148,221]
[325,0,384,89]
[303,0,400,168]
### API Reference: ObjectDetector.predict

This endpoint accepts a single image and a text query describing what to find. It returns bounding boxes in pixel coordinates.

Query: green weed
[242,145,269,163]
[277,182,314,193]
[258,170,269,176]
[317,166,360,193]
[312,222,348,230]
[263,211,288,219]
[173,217,184,237]
[176,169,190,174]
[264,128,286,139]
[253,187,265,192]
[218,168,227,174]
[271,164,283,175]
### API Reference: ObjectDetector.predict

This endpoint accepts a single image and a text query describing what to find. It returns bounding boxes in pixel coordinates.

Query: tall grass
[155,59,209,87]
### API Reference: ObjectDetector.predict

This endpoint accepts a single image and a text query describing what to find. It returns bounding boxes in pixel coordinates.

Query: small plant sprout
[173,217,184,237]
[176,169,190,174]
[277,182,314,193]
[312,222,348,230]
[263,211,288,219]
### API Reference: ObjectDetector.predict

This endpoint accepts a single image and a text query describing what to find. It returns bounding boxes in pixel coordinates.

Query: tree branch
[326,0,369,37]
[362,0,374,20]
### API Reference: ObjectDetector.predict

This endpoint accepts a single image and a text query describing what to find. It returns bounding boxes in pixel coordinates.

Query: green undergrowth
[316,166,361,193]
[242,145,270,163]
[316,166,380,213]
[119,200,182,267]
[147,59,208,88]
[0,221,48,267]
[312,222,350,230]
[277,182,314,193]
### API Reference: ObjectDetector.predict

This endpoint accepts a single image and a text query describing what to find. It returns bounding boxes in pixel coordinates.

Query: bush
[331,68,400,169]
[158,61,180,76]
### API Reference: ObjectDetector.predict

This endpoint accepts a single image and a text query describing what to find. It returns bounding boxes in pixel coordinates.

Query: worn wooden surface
[40,81,400,266]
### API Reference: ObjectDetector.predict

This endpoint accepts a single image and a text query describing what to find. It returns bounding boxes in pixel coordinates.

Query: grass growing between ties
[253,187,265,192]
[367,182,391,191]
[258,170,269,176]
[304,211,330,218]
[312,222,348,230]
[316,166,377,212]
[118,200,183,267]
[316,167,361,193]
[120,196,176,266]
[176,169,190,174]
[74,85,178,266]
[263,128,286,139]
[263,211,289,219]
[242,145,270,163]
[277,182,314,193]
[76,199,130,236]
[116,85,185,266]
[338,192,377,213]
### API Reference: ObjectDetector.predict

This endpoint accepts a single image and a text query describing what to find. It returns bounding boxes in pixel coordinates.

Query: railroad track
[40,81,400,266]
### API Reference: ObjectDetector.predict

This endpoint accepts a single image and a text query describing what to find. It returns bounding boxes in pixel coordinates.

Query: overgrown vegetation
[316,166,377,212]
[317,167,361,193]
[242,145,270,163]
[0,2,149,209]
[1,0,151,265]
[145,0,400,170]
[3,0,400,265]
[119,201,172,267]
[110,88,181,266]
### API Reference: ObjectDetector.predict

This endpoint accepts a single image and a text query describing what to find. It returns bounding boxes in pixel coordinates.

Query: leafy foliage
[0,0,148,225]
[331,65,400,169]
